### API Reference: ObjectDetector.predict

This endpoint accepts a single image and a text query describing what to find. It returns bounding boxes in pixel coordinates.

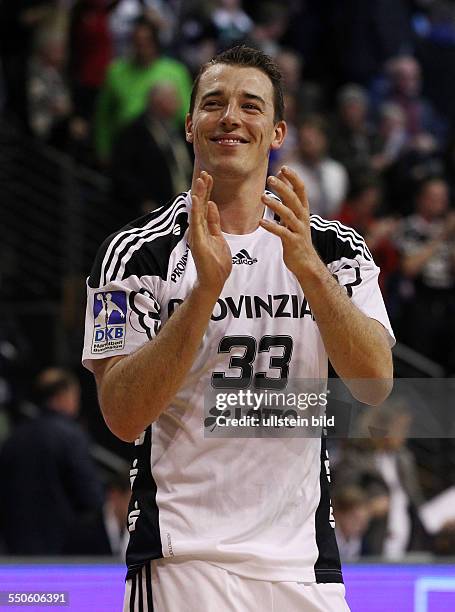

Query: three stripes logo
[232,249,258,265]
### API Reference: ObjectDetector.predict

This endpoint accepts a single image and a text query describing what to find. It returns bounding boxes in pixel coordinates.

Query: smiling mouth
[210,137,249,145]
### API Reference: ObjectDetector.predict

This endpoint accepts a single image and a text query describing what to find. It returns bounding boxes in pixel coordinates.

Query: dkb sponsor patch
[92,291,127,353]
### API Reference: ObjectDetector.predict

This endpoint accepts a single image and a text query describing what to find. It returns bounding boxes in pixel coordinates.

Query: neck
[301,155,321,168]
[192,166,268,234]
[134,55,156,68]
[418,210,435,223]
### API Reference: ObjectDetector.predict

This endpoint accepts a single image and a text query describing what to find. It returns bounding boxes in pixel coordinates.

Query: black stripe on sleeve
[88,194,187,288]
[103,195,186,285]
[310,217,372,265]
[110,203,186,283]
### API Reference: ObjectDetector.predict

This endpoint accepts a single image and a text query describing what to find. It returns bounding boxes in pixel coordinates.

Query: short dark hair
[34,367,78,404]
[189,45,284,123]
[132,16,161,50]
[297,113,328,135]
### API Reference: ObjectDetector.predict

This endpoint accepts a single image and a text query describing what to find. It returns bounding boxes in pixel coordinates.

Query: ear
[185,113,193,143]
[270,120,287,151]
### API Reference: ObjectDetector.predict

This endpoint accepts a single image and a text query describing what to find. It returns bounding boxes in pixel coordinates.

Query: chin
[212,160,252,178]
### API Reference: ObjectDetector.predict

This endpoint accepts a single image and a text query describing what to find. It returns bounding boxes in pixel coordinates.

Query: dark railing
[0,120,127,368]
[0,120,118,301]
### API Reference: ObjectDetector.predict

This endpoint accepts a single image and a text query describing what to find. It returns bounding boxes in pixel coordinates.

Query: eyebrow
[200,90,266,106]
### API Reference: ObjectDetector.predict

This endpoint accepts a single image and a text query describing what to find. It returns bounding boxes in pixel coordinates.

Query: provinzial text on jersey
[168,294,314,321]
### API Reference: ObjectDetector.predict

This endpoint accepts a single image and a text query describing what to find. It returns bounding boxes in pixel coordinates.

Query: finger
[259,218,292,240]
[276,168,293,189]
[267,175,305,221]
[280,166,309,213]
[207,201,222,236]
[191,177,205,218]
[262,193,300,230]
[192,172,210,208]
[200,171,213,216]
[190,177,207,239]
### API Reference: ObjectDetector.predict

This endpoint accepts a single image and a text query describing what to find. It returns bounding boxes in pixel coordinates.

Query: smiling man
[82,46,394,611]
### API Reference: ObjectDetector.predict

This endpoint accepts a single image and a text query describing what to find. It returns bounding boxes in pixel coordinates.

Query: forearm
[99,284,218,441]
[258,166,393,404]
[297,256,393,405]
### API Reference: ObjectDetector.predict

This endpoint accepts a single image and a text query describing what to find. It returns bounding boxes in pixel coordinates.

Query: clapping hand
[259,166,320,283]
[188,171,232,296]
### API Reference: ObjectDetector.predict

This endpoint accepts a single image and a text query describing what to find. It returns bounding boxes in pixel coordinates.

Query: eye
[243,103,260,111]
[204,100,222,109]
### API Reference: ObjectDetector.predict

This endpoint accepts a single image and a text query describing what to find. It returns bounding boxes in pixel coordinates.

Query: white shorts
[123,558,350,612]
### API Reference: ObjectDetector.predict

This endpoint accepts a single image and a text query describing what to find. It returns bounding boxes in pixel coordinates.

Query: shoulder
[88,192,190,289]
[322,158,348,178]
[41,413,89,445]
[105,58,129,79]
[310,215,373,265]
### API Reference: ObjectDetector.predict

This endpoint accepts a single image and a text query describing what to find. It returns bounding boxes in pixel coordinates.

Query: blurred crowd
[2,0,455,561]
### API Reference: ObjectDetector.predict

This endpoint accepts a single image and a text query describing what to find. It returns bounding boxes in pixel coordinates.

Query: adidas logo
[232,249,258,265]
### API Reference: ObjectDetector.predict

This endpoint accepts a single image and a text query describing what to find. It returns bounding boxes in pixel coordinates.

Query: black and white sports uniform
[82,191,394,590]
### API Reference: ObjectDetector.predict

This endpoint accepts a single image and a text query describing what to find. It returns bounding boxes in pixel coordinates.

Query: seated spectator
[383,132,444,216]
[335,401,426,559]
[370,102,407,173]
[27,28,72,141]
[330,84,381,176]
[177,15,218,79]
[111,81,192,218]
[68,0,115,122]
[332,485,372,562]
[0,0,57,128]
[372,55,447,148]
[434,520,455,556]
[335,175,399,294]
[275,48,324,117]
[108,0,175,56]
[63,472,131,558]
[0,368,104,555]
[211,0,253,48]
[246,2,290,58]
[95,17,192,162]
[283,114,348,217]
[271,50,324,169]
[395,176,455,371]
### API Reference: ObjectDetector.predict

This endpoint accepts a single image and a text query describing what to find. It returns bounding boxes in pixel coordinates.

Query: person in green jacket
[95,17,192,162]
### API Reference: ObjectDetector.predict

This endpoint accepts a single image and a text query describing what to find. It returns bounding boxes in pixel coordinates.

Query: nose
[220,102,241,128]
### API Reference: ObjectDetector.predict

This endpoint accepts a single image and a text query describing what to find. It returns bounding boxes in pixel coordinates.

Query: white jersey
[82,191,394,583]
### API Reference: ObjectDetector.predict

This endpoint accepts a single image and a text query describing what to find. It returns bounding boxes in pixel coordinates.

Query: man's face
[298,124,326,163]
[393,59,421,98]
[186,64,285,179]
[340,99,367,129]
[418,180,449,219]
[337,505,370,539]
